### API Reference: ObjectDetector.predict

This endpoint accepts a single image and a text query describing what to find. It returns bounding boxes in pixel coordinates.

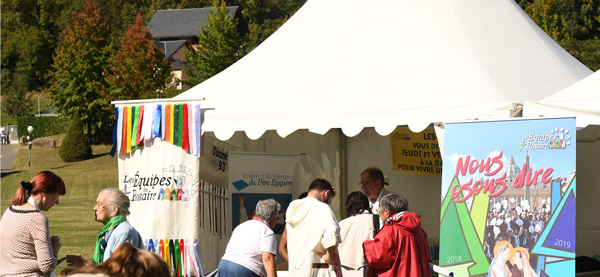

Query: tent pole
[338,128,348,219]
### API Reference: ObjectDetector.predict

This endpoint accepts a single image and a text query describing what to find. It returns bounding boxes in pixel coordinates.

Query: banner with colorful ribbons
[111,103,202,157]
[144,238,204,277]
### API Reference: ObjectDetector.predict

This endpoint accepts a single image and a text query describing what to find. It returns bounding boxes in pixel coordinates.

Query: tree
[559,38,600,70]
[105,13,173,100]
[49,0,112,141]
[59,113,92,162]
[183,0,247,86]
[1,72,34,118]
[525,0,569,41]
[0,0,79,116]
[242,0,306,47]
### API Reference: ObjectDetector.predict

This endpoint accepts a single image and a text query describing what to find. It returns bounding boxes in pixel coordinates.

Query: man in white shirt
[286,178,342,276]
[360,167,394,215]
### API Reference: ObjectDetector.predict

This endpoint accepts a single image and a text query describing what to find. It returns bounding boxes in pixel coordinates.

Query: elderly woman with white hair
[66,188,143,268]
[219,198,281,277]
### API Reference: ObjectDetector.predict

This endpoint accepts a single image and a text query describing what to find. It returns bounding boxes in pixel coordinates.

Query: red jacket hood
[385,211,422,232]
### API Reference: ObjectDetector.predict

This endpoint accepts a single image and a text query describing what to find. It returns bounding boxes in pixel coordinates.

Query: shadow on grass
[91,151,111,159]
[49,164,73,170]
[0,170,24,177]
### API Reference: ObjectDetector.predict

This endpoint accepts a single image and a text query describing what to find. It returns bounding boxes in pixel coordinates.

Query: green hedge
[16,116,68,138]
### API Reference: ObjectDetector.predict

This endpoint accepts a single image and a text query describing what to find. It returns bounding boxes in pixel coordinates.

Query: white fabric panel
[524,70,600,129]
[175,0,591,140]
[119,139,200,239]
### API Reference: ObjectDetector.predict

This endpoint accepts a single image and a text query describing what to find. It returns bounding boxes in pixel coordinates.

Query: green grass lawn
[1,143,118,274]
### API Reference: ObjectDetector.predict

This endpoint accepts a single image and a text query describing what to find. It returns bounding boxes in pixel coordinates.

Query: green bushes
[59,114,92,162]
[16,116,68,138]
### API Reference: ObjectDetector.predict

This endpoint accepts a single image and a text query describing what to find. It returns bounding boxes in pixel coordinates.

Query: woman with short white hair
[219,199,281,277]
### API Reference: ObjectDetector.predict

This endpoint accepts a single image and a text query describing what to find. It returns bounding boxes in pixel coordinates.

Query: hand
[65,255,89,268]
[50,236,61,256]
[316,250,332,264]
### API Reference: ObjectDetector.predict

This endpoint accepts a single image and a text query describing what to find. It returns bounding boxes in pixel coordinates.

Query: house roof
[148,7,241,39]
[154,40,188,60]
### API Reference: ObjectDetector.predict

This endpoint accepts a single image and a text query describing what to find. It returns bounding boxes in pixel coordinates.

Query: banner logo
[520,128,571,152]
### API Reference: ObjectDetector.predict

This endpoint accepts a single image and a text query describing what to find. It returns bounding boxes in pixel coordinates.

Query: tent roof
[524,70,600,129]
[175,0,591,140]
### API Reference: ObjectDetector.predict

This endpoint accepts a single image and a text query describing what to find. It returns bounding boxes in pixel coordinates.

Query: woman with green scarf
[65,188,143,267]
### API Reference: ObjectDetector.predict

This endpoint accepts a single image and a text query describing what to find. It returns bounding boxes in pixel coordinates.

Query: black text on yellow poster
[390,127,442,176]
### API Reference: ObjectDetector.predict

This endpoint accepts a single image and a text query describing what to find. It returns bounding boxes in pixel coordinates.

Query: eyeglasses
[94,202,110,207]
[358,180,376,186]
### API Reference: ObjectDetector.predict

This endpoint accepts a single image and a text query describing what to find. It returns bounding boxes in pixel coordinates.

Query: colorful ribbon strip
[143,238,204,277]
[110,103,202,157]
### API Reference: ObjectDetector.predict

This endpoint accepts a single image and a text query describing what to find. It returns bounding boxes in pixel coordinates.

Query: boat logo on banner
[122,164,198,202]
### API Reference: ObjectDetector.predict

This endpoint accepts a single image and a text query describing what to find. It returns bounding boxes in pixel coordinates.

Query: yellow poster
[390,127,442,176]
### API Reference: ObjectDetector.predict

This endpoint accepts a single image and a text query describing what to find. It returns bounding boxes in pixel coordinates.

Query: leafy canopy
[49,0,112,134]
[105,13,173,100]
[183,0,247,86]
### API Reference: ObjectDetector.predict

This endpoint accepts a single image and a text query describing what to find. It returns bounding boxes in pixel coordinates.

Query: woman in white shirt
[338,191,375,277]
[219,199,281,277]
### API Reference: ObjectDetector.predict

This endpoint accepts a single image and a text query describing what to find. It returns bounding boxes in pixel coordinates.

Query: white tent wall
[196,127,444,271]
[346,128,442,247]
[198,129,344,271]
[576,132,600,257]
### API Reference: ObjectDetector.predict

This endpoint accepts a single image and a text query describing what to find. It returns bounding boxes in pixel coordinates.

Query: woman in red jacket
[363,194,431,277]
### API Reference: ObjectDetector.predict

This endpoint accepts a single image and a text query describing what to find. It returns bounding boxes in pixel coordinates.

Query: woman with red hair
[0,171,66,276]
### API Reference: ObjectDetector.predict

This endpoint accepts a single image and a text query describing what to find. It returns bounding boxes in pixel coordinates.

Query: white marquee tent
[175,0,591,139]
[127,0,600,270]
[524,70,600,130]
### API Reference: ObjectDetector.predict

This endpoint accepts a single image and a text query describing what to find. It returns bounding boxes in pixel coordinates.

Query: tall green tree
[242,0,306,47]
[49,0,112,140]
[1,0,79,116]
[105,13,173,100]
[525,0,569,41]
[183,0,247,86]
[1,73,34,118]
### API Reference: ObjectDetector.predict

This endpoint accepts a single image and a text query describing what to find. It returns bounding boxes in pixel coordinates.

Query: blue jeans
[217,259,260,277]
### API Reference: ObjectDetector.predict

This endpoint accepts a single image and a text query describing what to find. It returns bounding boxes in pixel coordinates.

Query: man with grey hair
[66,188,143,267]
[219,198,281,277]
[363,194,431,277]
[360,167,394,215]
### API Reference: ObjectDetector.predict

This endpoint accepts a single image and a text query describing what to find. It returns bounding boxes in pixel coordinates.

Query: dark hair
[361,167,386,185]
[298,192,308,199]
[379,194,409,215]
[308,178,333,193]
[12,171,66,205]
[64,242,171,277]
[345,191,371,216]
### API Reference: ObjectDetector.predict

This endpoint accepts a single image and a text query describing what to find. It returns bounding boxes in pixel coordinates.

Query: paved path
[1,143,17,176]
